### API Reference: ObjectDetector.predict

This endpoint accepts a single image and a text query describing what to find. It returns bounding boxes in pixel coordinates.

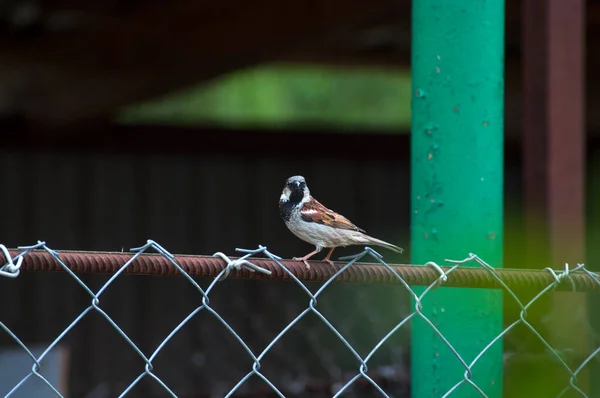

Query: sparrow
[279,175,403,269]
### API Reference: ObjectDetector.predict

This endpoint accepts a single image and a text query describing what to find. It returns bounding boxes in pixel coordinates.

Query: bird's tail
[363,236,404,254]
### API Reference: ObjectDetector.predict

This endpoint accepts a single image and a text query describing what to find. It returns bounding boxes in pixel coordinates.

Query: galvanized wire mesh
[0,240,599,397]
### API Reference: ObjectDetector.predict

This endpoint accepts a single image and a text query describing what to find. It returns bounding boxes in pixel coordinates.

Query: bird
[279,175,403,269]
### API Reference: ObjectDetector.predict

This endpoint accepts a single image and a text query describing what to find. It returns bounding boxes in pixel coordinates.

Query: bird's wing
[300,197,367,233]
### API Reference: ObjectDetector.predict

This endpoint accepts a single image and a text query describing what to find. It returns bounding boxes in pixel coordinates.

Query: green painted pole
[410,1,504,397]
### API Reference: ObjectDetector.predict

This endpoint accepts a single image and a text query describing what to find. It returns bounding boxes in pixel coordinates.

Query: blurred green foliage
[118,64,411,132]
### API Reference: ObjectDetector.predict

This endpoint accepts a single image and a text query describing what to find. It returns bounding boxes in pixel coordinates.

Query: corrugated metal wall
[0,148,421,397]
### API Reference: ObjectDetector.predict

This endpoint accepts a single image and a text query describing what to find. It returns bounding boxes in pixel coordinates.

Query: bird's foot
[293,256,311,270]
[325,258,335,267]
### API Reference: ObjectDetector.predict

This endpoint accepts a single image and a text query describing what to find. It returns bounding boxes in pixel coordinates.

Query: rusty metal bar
[4,249,599,292]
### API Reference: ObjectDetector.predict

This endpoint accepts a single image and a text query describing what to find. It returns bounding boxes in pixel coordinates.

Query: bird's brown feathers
[300,197,367,234]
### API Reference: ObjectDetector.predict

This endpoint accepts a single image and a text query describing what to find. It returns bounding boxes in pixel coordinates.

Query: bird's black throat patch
[279,189,303,222]
[288,189,303,205]
[279,200,296,222]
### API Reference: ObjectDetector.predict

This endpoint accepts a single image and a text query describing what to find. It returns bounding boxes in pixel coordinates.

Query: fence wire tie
[424,261,448,285]
[420,253,480,287]
[544,263,582,292]
[581,267,600,286]
[445,253,478,265]
[0,244,23,278]
[213,246,272,281]
[237,245,282,261]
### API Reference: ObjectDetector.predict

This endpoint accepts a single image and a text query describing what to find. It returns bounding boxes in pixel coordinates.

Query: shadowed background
[0,0,598,397]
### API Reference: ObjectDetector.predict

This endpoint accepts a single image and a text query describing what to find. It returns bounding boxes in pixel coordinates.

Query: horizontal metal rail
[7,249,599,292]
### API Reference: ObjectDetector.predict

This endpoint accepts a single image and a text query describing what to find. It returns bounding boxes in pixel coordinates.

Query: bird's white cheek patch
[300,193,311,205]
[280,188,291,201]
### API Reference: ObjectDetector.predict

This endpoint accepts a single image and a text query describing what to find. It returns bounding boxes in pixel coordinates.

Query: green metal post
[410,1,504,397]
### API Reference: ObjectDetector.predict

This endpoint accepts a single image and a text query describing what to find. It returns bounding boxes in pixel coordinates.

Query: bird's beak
[294,181,301,188]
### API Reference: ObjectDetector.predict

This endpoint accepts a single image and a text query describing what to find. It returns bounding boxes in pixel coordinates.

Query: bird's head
[280,175,310,205]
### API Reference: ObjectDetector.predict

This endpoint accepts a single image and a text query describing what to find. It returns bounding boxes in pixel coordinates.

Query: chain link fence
[0,240,599,397]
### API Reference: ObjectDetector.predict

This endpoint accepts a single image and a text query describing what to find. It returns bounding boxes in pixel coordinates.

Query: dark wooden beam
[2,0,600,135]
[522,1,586,264]
[521,0,588,395]
[0,0,400,128]
[522,0,586,266]
[0,124,538,157]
